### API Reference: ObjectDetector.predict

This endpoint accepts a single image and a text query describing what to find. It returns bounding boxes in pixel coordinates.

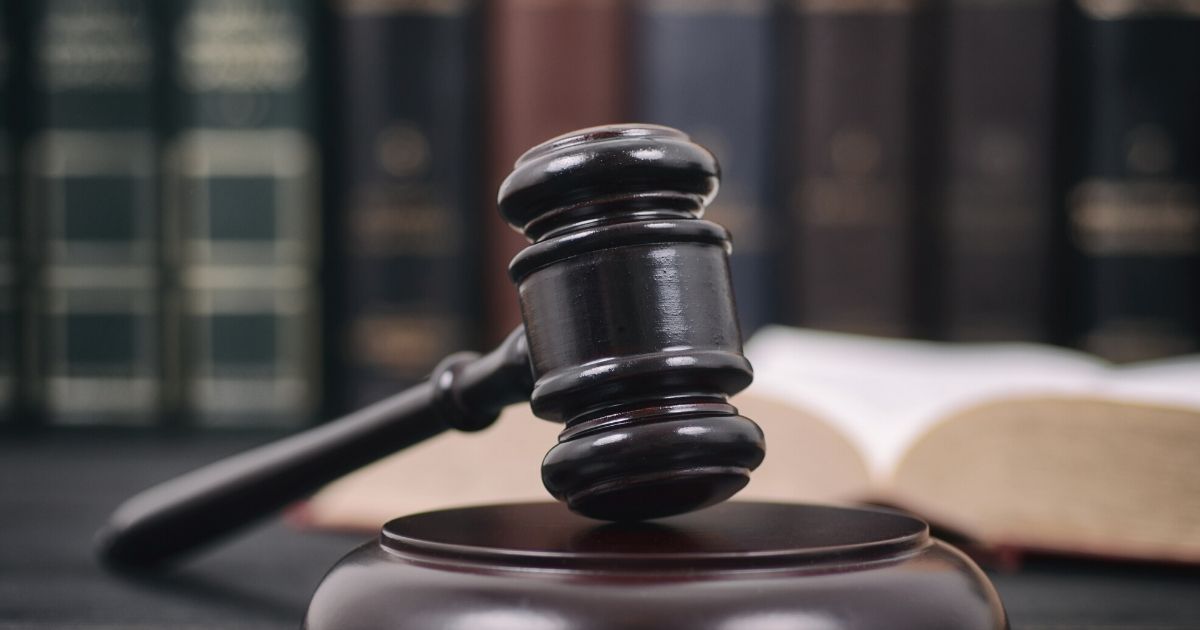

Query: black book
[931,0,1058,341]
[1060,2,1200,361]
[164,0,322,427]
[633,0,777,335]
[329,0,481,411]
[22,0,162,426]
[779,1,926,337]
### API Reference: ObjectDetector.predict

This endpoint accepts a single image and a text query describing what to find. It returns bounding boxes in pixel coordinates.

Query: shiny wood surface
[97,124,765,569]
[304,502,1009,629]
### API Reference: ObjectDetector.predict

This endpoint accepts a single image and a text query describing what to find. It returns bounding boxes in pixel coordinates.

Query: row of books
[1,0,322,429]
[2,0,1198,430]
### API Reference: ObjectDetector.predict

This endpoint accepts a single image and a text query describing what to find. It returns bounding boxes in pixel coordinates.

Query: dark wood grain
[6,436,1199,628]
[304,502,1008,630]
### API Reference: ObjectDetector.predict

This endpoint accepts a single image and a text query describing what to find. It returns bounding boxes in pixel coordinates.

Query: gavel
[97,124,766,571]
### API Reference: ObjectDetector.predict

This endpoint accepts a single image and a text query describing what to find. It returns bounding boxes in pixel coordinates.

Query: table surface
[2,433,1198,630]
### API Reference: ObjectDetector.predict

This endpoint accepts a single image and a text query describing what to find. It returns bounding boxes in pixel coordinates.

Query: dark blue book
[330,0,481,410]
[164,0,322,427]
[1061,2,1200,361]
[23,0,162,426]
[633,0,776,335]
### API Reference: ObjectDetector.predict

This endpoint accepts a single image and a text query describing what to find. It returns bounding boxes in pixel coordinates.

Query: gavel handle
[96,327,533,572]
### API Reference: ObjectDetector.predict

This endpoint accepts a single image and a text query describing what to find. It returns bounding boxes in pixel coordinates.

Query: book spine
[485,0,629,345]
[780,0,924,337]
[1061,2,1200,361]
[23,0,162,426]
[933,0,1057,341]
[330,0,481,410]
[0,0,13,424]
[165,0,321,427]
[633,0,776,335]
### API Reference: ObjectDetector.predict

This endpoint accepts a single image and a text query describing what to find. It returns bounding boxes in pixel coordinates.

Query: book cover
[22,0,162,426]
[633,0,777,335]
[1061,1,1200,362]
[484,0,629,344]
[165,0,321,427]
[932,0,1058,341]
[779,0,925,337]
[329,0,482,411]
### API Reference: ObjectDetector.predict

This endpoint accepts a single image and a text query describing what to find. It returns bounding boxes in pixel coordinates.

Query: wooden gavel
[96,124,766,571]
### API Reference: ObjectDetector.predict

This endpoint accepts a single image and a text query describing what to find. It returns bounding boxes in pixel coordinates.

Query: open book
[297,326,1200,564]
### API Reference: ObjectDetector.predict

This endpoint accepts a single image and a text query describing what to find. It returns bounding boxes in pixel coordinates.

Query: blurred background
[0,0,1197,432]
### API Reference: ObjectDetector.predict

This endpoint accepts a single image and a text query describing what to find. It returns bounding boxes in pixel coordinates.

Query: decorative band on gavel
[95,124,765,571]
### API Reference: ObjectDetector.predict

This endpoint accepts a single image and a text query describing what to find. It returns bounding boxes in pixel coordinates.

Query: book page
[745,326,1109,478]
[300,404,562,531]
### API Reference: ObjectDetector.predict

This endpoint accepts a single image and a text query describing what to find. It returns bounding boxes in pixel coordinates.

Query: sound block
[303,502,1007,629]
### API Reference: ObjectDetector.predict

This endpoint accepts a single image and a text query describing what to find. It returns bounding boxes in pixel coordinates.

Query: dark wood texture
[304,502,1008,629]
[98,124,764,568]
[500,125,763,521]
[7,435,1199,629]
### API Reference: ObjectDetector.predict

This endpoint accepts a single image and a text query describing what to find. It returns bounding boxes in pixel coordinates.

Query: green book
[164,0,321,428]
[23,0,162,426]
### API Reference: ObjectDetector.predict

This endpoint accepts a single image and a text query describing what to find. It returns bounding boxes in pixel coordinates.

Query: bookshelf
[1,0,1197,429]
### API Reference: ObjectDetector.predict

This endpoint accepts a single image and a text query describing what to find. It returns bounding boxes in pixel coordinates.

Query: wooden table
[2,433,1197,629]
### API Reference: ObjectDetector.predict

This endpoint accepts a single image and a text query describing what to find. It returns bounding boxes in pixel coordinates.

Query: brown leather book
[484,0,629,344]
[933,0,1058,342]
[779,0,926,337]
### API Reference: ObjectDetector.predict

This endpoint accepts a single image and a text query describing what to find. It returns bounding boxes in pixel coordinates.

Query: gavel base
[303,502,1008,629]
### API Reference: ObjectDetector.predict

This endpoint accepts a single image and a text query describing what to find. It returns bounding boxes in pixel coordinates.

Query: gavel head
[498,124,765,521]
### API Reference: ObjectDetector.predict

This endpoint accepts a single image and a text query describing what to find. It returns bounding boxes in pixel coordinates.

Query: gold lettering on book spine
[39,0,152,90]
[351,316,462,375]
[1069,180,1200,256]
[178,0,307,92]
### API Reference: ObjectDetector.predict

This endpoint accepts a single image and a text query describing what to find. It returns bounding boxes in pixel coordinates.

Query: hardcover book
[331,0,481,410]
[164,0,321,427]
[634,0,777,334]
[779,0,925,337]
[23,0,162,426]
[299,326,1200,566]
[1060,1,1200,361]
[933,0,1057,342]
[484,0,629,344]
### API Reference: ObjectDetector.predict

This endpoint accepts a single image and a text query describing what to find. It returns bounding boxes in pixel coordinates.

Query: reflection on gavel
[96,124,766,571]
